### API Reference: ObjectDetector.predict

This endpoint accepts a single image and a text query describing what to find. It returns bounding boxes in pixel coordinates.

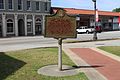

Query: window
[0,18,1,23]
[0,25,2,32]
[27,21,32,33]
[36,18,41,23]
[36,2,39,11]
[27,1,31,10]
[18,0,22,10]
[0,19,2,34]
[8,0,13,10]
[0,24,2,35]
[44,2,48,11]
[0,0,4,9]
[7,19,14,33]
[35,18,42,34]
[113,23,119,30]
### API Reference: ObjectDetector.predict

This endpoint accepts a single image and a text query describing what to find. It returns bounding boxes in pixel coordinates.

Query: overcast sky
[51,0,120,11]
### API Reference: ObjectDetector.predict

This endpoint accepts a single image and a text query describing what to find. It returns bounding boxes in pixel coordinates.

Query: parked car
[76,27,94,34]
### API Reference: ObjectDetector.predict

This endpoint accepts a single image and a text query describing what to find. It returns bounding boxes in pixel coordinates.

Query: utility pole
[92,0,97,40]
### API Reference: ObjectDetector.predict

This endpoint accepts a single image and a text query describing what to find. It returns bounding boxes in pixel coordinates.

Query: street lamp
[92,0,97,40]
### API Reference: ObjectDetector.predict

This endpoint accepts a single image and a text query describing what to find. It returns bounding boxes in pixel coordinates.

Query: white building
[0,0,51,37]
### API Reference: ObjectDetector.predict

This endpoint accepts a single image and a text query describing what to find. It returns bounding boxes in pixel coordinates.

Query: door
[18,19,25,36]
[35,18,42,35]
[0,24,2,37]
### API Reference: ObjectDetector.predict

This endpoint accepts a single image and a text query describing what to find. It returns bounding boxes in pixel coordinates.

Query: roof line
[52,7,120,14]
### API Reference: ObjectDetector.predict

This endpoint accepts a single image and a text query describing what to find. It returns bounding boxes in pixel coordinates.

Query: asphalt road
[69,31,120,41]
[0,31,120,52]
[0,36,58,52]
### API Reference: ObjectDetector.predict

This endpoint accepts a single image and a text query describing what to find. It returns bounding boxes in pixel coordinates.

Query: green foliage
[98,46,120,56]
[112,8,120,12]
[0,48,88,80]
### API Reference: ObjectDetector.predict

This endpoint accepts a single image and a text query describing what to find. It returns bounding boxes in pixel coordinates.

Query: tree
[112,8,120,12]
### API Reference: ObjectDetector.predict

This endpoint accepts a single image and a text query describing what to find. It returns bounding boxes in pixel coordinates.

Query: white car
[76,27,94,34]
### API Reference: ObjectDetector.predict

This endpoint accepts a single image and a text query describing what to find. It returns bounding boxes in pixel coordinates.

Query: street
[0,36,58,52]
[70,31,120,41]
[0,31,120,52]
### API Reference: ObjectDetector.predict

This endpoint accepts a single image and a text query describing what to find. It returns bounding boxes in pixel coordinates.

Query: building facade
[53,7,120,31]
[0,0,51,37]
[68,8,120,31]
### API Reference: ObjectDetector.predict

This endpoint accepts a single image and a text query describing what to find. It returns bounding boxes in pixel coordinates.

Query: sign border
[44,9,77,38]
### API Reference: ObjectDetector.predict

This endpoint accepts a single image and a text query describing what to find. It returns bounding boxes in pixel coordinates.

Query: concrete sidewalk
[63,47,120,80]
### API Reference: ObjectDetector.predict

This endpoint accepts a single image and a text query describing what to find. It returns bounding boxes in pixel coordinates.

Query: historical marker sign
[44,9,77,71]
[44,9,77,38]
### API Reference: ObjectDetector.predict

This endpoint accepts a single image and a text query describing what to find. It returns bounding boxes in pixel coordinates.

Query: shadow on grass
[0,52,26,80]
[62,65,104,71]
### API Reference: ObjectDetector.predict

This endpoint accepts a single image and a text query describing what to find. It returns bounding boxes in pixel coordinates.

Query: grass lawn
[0,47,88,80]
[98,46,120,56]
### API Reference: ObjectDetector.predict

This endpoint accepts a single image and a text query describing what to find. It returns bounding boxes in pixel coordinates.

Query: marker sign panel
[44,9,77,38]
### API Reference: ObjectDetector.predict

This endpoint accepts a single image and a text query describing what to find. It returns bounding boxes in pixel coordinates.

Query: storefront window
[0,25,1,30]
[0,20,2,35]
[35,18,42,35]
[27,22,32,33]
[113,23,119,30]
[7,19,14,33]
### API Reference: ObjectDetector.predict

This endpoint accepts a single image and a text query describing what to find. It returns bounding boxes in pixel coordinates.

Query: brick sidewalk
[70,48,120,80]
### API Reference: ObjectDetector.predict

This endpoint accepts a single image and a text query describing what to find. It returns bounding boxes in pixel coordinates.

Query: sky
[51,0,120,11]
